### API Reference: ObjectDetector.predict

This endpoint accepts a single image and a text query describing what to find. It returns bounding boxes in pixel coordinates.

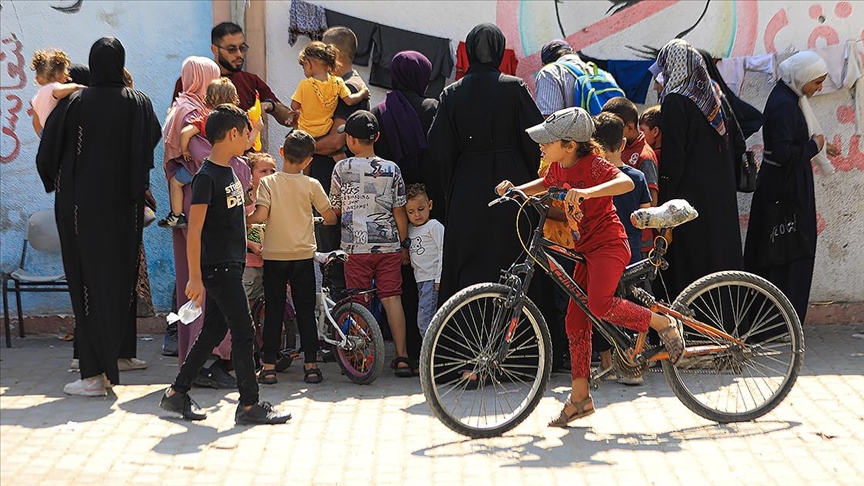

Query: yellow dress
[291,74,351,137]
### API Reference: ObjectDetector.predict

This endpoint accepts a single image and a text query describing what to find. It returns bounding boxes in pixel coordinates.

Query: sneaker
[118,358,147,371]
[235,401,291,425]
[207,362,237,388]
[69,358,79,372]
[192,368,220,389]
[157,212,187,228]
[617,375,644,386]
[64,376,107,396]
[158,388,206,421]
[162,324,179,357]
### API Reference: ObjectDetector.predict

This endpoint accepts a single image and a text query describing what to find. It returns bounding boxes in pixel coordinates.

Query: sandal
[391,357,414,378]
[659,318,685,365]
[548,396,595,427]
[257,368,277,385]
[304,366,323,384]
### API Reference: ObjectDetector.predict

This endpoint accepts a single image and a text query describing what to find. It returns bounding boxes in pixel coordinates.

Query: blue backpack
[558,61,625,115]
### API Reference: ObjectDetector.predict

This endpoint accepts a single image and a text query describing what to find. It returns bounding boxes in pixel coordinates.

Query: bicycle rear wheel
[419,283,552,438]
[331,301,385,385]
[663,271,804,423]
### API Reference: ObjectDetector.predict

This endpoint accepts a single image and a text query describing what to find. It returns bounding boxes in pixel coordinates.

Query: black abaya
[657,93,744,301]
[744,82,819,323]
[36,38,161,385]
[428,25,543,305]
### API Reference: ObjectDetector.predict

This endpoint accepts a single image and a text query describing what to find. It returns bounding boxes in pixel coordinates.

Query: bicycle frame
[495,192,744,366]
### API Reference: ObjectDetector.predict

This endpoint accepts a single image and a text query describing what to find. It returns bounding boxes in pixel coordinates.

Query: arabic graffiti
[0,35,26,164]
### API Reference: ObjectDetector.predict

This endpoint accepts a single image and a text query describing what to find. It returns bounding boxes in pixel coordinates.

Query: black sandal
[304,367,323,384]
[391,357,414,378]
[257,368,277,385]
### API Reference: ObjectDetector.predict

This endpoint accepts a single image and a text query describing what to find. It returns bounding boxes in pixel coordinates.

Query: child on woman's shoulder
[159,77,263,229]
[291,41,369,138]
[30,49,79,136]
[405,183,444,336]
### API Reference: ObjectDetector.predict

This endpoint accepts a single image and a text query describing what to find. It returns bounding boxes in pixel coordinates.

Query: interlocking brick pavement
[1,325,863,485]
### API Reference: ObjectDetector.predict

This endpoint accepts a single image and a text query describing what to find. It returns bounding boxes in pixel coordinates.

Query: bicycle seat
[630,199,698,230]
[314,250,348,265]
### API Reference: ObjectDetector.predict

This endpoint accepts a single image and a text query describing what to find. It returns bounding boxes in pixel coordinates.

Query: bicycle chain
[612,350,649,378]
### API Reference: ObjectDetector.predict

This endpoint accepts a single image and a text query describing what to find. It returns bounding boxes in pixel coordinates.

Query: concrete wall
[264,0,864,302]
[0,0,214,314]
[1,0,861,317]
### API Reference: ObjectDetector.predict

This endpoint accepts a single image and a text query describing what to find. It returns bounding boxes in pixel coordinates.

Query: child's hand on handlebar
[496,180,514,196]
[565,188,588,205]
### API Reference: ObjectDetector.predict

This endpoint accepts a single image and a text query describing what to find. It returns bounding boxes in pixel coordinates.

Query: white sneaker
[64,377,107,396]
[118,358,147,371]
[617,375,644,386]
[69,359,79,372]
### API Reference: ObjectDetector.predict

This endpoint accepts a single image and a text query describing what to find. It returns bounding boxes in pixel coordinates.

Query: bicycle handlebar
[487,187,578,208]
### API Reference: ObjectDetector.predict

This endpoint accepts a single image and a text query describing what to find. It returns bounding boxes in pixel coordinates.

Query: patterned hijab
[657,39,726,136]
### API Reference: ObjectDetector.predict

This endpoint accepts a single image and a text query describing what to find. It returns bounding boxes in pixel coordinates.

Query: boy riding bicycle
[495,107,685,427]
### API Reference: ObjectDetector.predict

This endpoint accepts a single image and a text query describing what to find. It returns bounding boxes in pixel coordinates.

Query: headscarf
[89,37,126,87]
[465,23,506,69]
[778,51,833,174]
[657,39,726,136]
[698,49,763,139]
[68,63,91,86]
[162,56,221,163]
[376,51,432,169]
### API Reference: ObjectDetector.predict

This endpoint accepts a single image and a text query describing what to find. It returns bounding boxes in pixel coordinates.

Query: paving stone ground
[2,324,863,485]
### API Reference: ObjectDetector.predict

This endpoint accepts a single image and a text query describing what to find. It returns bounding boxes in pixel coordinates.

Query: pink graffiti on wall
[0,35,27,164]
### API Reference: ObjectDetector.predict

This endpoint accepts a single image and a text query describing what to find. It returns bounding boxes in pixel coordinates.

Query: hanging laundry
[812,40,864,134]
[607,60,654,104]
[289,0,327,46]
[370,24,454,99]
[716,54,778,97]
[454,41,518,80]
[324,9,377,66]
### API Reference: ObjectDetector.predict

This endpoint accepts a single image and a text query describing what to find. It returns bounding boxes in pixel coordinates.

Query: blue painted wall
[0,0,214,313]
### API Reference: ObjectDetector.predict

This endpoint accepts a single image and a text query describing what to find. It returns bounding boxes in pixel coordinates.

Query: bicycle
[312,250,385,384]
[419,188,804,438]
[250,250,386,385]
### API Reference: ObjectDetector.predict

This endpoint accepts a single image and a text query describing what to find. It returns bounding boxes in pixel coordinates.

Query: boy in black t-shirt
[159,104,291,425]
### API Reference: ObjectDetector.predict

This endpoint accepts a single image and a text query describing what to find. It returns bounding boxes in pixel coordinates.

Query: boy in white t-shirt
[405,184,444,336]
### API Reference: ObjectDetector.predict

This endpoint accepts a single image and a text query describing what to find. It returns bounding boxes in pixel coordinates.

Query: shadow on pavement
[412,420,800,467]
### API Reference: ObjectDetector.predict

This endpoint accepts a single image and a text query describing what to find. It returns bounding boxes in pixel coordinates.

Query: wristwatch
[262,99,276,113]
[401,237,412,249]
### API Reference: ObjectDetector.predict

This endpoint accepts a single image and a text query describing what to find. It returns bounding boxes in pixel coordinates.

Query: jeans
[416,280,438,336]
[263,259,317,364]
[173,262,259,406]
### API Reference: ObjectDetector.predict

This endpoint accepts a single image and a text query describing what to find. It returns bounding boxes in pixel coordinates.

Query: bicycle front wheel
[663,271,804,423]
[331,301,385,385]
[419,283,552,438]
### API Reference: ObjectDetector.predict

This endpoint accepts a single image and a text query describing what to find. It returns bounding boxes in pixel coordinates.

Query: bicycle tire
[420,283,552,439]
[662,271,804,423]
[331,301,385,385]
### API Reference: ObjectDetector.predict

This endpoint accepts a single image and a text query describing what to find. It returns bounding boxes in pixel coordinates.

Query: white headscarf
[778,52,834,174]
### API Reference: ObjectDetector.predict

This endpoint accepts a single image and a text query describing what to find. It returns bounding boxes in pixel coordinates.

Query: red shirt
[621,132,658,192]
[173,70,280,110]
[543,154,627,253]
[454,41,519,80]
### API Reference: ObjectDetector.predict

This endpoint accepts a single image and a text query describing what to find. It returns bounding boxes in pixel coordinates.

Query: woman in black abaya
[37,38,161,395]
[428,24,544,305]
[655,39,743,302]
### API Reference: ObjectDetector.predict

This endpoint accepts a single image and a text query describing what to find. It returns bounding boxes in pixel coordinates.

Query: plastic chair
[2,210,68,348]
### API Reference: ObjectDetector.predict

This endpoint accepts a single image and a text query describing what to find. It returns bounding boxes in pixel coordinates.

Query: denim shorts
[175,166,193,185]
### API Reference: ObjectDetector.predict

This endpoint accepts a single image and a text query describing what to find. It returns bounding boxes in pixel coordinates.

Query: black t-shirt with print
[190,160,247,266]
